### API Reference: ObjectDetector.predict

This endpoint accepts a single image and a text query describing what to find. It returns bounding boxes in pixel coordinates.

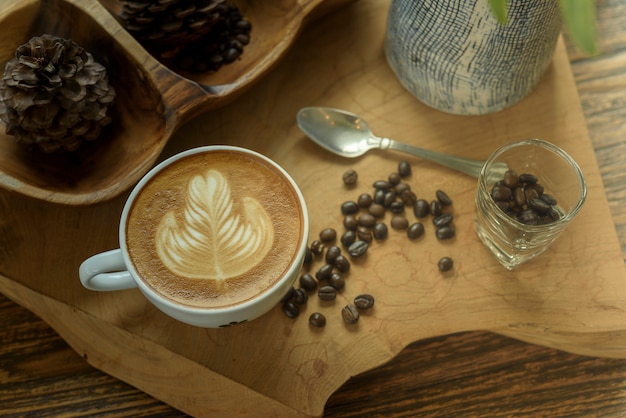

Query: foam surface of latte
[125,151,304,309]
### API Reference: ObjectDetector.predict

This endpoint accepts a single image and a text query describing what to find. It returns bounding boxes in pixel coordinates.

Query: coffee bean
[342,169,358,186]
[407,222,425,239]
[518,209,539,225]
[318,285,337,301]
[357,226,373,243]
[280,286,295,303]
[436,189,453,206]
[540,193,557,206]
[391,215,409,230]
[299,273,318,291]
[293,287,308,305]
[491,185,512,201]
[373,180,392,190]
[329,272,345,290]
[389,201,405,214]
[394,183,410,195]
[438,256,454,272]
[398,160,412,177]
[369,203,386,218]
[348,240,369,257]
[354,294,375,309]
[282,301,299,318]
[341,304,360,324]
[334,255,351,273]
[513,187,526,206]
[383,191,396,207]
[433,213,453,228]
[344,214,358,230]
[320,228,337,242]
[341,201,359,215]
[325,245,341,264]
[358,213,376,228]
[430,200,442,217]
[303,247,312,265]
[357,193,373,208]
[315,264,333,281]
[341,230,357,247]
[373,222,388,240]
[400,189,417,206]
[524,187,539,202]
[413,199,430,218]
[528,197,551,214]
[309,312,326,327]
[519,173,538,184]
[388,172,401,185]
[503,170,518,188]
[436,226,455,240]
[373,189,385,205]
[310,240,324,256]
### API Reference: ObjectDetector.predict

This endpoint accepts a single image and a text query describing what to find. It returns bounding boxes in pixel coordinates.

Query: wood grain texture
[1,0,626,417]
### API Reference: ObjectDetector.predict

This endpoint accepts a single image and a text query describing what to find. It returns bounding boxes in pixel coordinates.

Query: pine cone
[0,34,116,153]
[119,0,227,48]
[118,0,252,73]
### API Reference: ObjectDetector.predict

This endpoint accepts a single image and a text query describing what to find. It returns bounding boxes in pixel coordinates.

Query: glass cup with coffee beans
[474,139,586,270]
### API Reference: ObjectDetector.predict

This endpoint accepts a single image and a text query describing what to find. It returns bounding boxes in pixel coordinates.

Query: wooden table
[2,1,626,416]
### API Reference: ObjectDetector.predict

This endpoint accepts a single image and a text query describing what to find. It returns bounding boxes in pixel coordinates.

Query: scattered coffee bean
[343,215,358,230]
[407,222,425,239]
[354,294,375,309]
[369,203,386,218]
[394,182,410,195]
[357,226,373,243]
[433,213,453,228]
[341,230,357,247]
[299,273,318,292]
[325,245,341,264]
[303,247,312,265]
[438,256,454,272]
[358,213,376,228]
[309,312,326,327]
[293,287,309,305]
[341,201,359,215]
[357,193,373,208]
[388,172,401,185]
[342,169,358,186]
[373,189,385,204]
[391,215,409,230]
[436,226,455,240]
[400,189,417,206]
[430,200,442,217]
[329,272,345,290]
[413,199,430,218]
[341,304,360,324]
[318,285,337,301]
[373,180,392,190]
[436,189,453,206]
[373,222,388,240]
[398,160,412,177]
[334,255,351,273]
[389,201,405,214]
[319,228,337,242]
[280,286,295,303]
[282,301,299,318]
[315,264,333,281]
[383,191,396,207]
[310,239,324,256]
[348,240,369,257]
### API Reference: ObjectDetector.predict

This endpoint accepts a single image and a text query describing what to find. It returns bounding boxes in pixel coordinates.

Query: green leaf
[559,0,599,56]
[488,0,508,24]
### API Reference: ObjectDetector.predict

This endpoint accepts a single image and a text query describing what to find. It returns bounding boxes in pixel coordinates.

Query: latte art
[155,169,274,281]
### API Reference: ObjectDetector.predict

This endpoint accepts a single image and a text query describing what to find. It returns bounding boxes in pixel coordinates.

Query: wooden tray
[2,1,626,416]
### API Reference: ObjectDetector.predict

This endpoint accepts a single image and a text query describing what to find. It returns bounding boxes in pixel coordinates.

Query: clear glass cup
[474,139,587,270]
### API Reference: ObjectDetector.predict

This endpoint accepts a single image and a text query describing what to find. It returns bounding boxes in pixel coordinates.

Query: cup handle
[79,249,137,291]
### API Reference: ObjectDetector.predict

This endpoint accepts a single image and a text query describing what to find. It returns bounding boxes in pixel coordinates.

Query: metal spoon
[297,107,497,178]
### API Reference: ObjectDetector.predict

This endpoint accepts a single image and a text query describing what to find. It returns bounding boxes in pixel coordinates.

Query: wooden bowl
[0,0,354,206]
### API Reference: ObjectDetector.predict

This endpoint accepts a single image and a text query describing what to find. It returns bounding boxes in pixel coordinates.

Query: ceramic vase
[385,0,562,115]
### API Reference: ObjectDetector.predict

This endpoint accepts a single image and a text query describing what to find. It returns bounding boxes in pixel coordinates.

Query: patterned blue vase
[385,0,562,115]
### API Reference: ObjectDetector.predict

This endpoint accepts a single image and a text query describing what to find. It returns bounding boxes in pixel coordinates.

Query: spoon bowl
[297,107,505,178]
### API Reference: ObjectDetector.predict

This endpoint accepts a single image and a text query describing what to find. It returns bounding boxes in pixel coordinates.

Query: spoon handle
[380,138,485,178]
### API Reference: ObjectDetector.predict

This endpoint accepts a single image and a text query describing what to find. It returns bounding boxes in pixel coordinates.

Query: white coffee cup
[79,146,309,328]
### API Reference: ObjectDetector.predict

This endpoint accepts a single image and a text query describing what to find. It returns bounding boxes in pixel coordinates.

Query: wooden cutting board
[1,1,625,417]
